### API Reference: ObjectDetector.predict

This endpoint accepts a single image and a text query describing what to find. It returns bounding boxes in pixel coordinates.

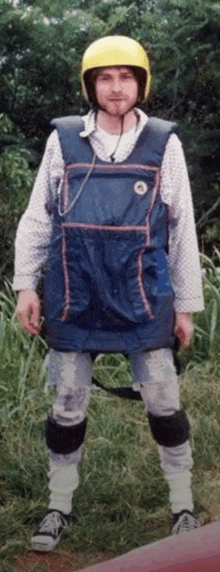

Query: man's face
[95,66,138,116]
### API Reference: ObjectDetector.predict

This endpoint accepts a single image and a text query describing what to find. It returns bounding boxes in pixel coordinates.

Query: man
[13,36,204,551]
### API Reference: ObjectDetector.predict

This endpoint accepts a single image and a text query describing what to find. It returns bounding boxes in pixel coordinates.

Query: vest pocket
[60,225,161,328]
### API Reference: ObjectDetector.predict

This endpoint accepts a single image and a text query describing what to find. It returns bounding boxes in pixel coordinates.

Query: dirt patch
[14,551,75,572]
[13,549,115,572]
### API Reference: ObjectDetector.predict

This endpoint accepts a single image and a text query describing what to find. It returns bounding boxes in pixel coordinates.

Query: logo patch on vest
[133,181,149,196]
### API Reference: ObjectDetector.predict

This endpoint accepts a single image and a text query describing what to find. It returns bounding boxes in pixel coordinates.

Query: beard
[97,97,138,117]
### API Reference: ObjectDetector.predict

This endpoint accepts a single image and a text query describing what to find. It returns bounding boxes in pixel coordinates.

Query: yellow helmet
[81,36,151,103]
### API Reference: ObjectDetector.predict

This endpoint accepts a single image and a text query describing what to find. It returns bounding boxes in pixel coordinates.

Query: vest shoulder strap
[146,116,177,135]
[50,115,89,164]
[146,116,177,144]
[130,115,178,166]
[50,115,84,132]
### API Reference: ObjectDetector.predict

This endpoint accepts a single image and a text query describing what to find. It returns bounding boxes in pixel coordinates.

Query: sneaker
[31,510,70,551]
[172,510,200,535]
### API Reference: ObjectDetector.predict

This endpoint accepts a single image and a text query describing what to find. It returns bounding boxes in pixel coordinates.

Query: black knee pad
[148,408,189,447]
[45,415,87,455]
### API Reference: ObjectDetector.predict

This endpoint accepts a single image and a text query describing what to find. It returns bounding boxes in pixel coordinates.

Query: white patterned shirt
[13,109,204,313]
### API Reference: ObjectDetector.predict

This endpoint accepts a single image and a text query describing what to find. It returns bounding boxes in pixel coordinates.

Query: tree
[0,0,220,283]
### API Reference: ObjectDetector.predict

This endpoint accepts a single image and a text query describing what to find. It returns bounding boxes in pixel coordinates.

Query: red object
[77,521,220,572]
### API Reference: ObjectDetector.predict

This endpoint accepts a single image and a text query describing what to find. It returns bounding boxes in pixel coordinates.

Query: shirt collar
[79,108,148,138]
[80,110,97,137]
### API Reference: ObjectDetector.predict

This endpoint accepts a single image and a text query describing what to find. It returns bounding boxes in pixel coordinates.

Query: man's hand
[174,312,193,347]
[16,290,41,335]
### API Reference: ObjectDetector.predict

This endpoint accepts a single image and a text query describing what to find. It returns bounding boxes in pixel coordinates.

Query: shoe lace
[177,513,198,533]
[38,512,64,535]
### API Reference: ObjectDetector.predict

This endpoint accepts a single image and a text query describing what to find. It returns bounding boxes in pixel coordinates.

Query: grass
[190,250,220,362]
[1,264,220,571]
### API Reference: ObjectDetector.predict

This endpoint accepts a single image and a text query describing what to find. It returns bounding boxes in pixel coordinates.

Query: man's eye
[121,74,133,80]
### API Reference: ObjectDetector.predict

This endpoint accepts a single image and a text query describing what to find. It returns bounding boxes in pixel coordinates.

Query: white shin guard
[158,441,194,514]
[165,469,194,514]
[48,457,79,515]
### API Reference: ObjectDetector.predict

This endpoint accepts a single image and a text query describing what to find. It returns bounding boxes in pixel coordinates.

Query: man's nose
[112,77,122,91]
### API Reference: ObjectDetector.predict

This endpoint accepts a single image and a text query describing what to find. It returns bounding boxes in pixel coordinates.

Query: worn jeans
[46,348,193,514]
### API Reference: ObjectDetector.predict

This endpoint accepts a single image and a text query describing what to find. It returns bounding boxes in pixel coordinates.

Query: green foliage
[184,251,220,363]
[1,0,220,150]
[0,113,36,287]
[201,220,220,260]
[0,284,50,565]
[0,148,35,208]
[0,283,48,409]
[1,0,220,271]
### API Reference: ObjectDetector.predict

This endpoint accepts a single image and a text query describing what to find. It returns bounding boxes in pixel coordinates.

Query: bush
[0,115,36,286]
[182,251,220,364]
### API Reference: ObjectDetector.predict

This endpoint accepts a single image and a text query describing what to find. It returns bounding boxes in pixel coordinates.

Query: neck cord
[58,151,97,216]
[109,110,139,162]
[110,115,124,163]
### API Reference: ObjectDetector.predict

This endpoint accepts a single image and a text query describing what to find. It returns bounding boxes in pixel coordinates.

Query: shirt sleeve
[160,133,204,313]
[12,130,64,291]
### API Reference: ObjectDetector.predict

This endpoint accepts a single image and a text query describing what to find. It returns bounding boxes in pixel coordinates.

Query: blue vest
[44,115,176,353]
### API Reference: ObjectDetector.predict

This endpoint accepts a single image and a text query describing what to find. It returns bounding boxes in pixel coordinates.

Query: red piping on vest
[60,163,161,322]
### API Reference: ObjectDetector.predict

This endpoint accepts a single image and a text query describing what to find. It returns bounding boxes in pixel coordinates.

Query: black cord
[110,115,124,163]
